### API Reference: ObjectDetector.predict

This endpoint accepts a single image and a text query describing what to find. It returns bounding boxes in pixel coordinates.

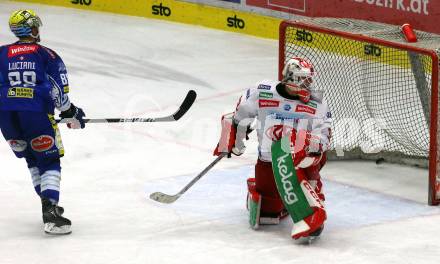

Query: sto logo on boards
[71,0,92,5]
[295,29,313,42]
[152,3,172,16]
[227,15,245,29]
[364,44,382,57]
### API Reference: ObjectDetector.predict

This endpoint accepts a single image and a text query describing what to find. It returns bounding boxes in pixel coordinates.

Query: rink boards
[12,0,282,39]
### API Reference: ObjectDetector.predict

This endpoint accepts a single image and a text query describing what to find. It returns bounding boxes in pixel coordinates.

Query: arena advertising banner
[246,0,307,13]
[13,0,440,35]
[12,0,283,39]
[220,0,241,3]
[174,0,440,34]
[168,0,440,34]
[320,1,439,35]
[246,0,440,34]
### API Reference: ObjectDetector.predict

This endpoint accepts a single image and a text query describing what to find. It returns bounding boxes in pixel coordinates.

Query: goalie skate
[247,178,289,228]
[294,225,324,245]
[259,210,289,225]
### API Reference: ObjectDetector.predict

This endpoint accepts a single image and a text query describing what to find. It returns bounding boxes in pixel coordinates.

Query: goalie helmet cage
[279,18,440,205]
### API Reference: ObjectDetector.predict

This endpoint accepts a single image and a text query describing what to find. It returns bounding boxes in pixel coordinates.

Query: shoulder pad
[40,45,58,59]
[310,90,323,103]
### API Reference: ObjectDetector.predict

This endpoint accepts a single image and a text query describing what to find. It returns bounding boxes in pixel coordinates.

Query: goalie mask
[282,57,314,88]
[281,57,315,102]
[9,9,42,41]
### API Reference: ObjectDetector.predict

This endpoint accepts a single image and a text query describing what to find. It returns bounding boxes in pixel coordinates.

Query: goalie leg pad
[247,178,288,228]
[271,138,326,239]
[308,179,325,202]
[291,180,326,239]
[304,159,326,202]
[255,159,286,215]
[247,178,261,230]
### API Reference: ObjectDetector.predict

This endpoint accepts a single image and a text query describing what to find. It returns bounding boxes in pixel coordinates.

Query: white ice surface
[1,2,440,264]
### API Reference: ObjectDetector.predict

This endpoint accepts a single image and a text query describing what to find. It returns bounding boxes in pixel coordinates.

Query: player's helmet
[9,9,42,39]
[282,57,314,89]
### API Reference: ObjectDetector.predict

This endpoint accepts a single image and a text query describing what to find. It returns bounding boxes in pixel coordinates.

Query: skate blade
[44,223,72,235]
[294,235,321,245]
[259,217,280,225]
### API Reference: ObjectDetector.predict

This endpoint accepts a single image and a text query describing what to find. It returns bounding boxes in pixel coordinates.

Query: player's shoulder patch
[258,91,273,99]
[306,100,318,109]
[245,88,251,99]
[256,80,277,91]
[257,84,271,90]
[7,44,39,58]
[241,86,258,104]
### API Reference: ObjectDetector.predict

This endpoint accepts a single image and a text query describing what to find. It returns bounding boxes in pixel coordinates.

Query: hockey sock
[29,167,41,196]
[40,170,61,204]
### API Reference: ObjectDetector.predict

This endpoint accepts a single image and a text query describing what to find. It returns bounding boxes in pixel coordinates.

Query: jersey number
[60,73,68,86]
[8,71,37,87]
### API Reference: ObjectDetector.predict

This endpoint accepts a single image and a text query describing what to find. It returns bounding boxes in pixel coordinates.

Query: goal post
[279,18,440,205]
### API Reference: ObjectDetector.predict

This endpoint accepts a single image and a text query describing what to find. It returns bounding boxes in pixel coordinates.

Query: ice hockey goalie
[214,57,332,240]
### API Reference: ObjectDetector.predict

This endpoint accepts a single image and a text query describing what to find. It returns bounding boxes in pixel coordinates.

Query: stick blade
[149,192,180,204]
[172,90,197,121]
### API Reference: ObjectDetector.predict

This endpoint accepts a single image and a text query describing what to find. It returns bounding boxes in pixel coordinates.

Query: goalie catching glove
[213,113,251,157]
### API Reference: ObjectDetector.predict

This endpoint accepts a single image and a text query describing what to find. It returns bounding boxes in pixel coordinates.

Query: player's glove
[213,113,250,158]
[290,129,323,168]
[59,103,86,129]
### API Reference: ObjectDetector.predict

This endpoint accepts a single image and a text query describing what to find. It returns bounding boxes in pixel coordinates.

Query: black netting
[283,22,434,160]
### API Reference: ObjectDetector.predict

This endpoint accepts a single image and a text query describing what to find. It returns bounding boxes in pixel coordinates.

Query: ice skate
[41,198,71,235]
[294,225,324,245]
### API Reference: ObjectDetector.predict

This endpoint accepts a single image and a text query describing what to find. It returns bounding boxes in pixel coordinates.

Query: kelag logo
[364,44,382,57]
[71,0,92,5]
[295,29,313,42]
[152,3,171,16]
[227,15,245,29]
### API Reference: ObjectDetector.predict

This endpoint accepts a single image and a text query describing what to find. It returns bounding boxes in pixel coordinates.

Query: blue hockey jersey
[0,42,71,114]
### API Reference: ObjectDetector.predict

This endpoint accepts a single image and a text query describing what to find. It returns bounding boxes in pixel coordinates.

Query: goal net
[279,18,440,205]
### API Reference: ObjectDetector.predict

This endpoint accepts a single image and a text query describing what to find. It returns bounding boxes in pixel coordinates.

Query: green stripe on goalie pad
[271,137,314,223]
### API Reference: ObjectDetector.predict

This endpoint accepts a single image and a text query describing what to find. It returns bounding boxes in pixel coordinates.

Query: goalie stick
[149,153,227,204]
[56,90,197,124]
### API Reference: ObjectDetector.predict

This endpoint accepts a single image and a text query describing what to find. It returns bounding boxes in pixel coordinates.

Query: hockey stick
[56,90,197,124]
[149,153,227,204]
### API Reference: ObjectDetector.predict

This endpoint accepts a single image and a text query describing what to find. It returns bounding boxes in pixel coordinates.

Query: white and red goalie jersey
[232,79,332,162]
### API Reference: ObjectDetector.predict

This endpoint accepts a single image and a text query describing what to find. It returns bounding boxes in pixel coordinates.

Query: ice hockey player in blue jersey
[0,10,86,235]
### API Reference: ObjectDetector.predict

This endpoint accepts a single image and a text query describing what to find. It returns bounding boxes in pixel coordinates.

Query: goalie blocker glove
[213,113,251,157]
[59,103,86,129]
